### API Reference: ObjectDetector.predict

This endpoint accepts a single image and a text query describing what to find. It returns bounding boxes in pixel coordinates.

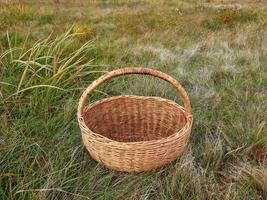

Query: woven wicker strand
[77,67,193,172]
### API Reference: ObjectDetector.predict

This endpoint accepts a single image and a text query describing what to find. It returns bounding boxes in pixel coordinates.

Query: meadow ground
[0,0,267,199]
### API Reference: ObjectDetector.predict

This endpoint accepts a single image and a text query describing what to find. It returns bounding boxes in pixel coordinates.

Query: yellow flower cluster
[73,25,93,38]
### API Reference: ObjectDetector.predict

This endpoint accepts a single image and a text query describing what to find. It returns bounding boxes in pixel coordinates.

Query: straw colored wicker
[77,67,193,173]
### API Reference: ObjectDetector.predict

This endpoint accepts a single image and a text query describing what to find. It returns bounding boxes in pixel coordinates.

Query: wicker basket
[77,68,193,172]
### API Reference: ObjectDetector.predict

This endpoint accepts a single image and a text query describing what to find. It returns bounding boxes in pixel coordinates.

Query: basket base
[82,131,189,173]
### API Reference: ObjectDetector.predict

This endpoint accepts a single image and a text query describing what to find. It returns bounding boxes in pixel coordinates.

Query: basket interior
[84,96,187,142]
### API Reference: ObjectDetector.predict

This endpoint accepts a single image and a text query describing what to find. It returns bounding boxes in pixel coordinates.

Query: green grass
[0,0,267,199]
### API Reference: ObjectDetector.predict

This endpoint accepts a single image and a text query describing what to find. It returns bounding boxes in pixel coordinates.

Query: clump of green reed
[0,29,104,112]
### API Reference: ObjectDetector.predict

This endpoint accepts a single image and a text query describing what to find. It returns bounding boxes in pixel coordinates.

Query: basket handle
[78,67,192,117]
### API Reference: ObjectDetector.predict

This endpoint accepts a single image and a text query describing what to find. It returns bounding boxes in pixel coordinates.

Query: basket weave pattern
[78,68,193,172]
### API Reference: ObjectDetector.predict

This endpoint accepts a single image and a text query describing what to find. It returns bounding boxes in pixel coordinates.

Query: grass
[0,0,267,199]
[203,8,258,30]
[38,14,55,25]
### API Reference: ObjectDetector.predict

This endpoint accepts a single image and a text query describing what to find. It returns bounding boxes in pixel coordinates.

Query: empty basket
[77,67,193,172]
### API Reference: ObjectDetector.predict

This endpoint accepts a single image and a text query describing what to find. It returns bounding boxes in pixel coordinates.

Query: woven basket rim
[79,95,193,145]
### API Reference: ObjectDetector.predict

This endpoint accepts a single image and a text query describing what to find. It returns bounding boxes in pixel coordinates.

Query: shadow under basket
[78,68,193,173]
